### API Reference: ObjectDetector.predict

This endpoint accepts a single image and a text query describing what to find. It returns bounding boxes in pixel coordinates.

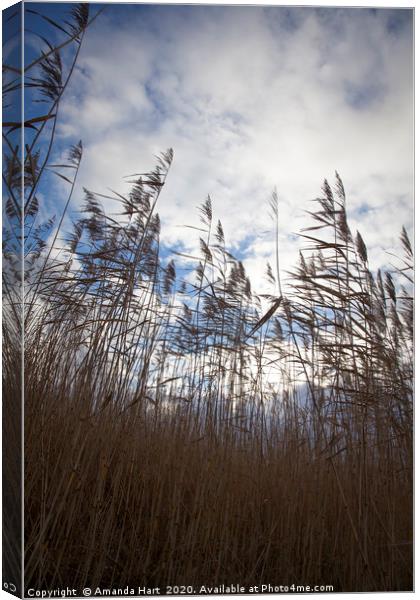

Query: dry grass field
[19,155,412,591]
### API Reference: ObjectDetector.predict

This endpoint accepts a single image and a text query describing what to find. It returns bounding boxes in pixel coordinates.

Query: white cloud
[56,5,413,291]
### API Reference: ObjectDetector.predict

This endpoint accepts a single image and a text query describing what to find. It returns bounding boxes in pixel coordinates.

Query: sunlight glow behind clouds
[58,4,413,292]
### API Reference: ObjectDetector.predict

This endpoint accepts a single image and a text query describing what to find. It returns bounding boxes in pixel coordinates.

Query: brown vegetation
[20,155,413,592]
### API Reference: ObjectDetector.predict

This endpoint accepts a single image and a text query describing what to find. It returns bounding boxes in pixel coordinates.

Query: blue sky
[28,2,413,292]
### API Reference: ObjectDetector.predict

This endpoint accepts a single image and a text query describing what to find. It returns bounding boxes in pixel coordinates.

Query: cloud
[56,5,413,291]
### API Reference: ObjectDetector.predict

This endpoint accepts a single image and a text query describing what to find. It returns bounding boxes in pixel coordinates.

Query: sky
[47,3,413,293]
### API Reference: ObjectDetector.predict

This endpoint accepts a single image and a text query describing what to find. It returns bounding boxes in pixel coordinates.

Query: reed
[16,161,412,592]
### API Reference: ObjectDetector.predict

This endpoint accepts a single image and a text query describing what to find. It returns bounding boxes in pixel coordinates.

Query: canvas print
[2,1,413,596]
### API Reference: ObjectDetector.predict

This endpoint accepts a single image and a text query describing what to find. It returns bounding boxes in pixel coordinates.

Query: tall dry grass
[2,3,412,594]
[19,158,412,592]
